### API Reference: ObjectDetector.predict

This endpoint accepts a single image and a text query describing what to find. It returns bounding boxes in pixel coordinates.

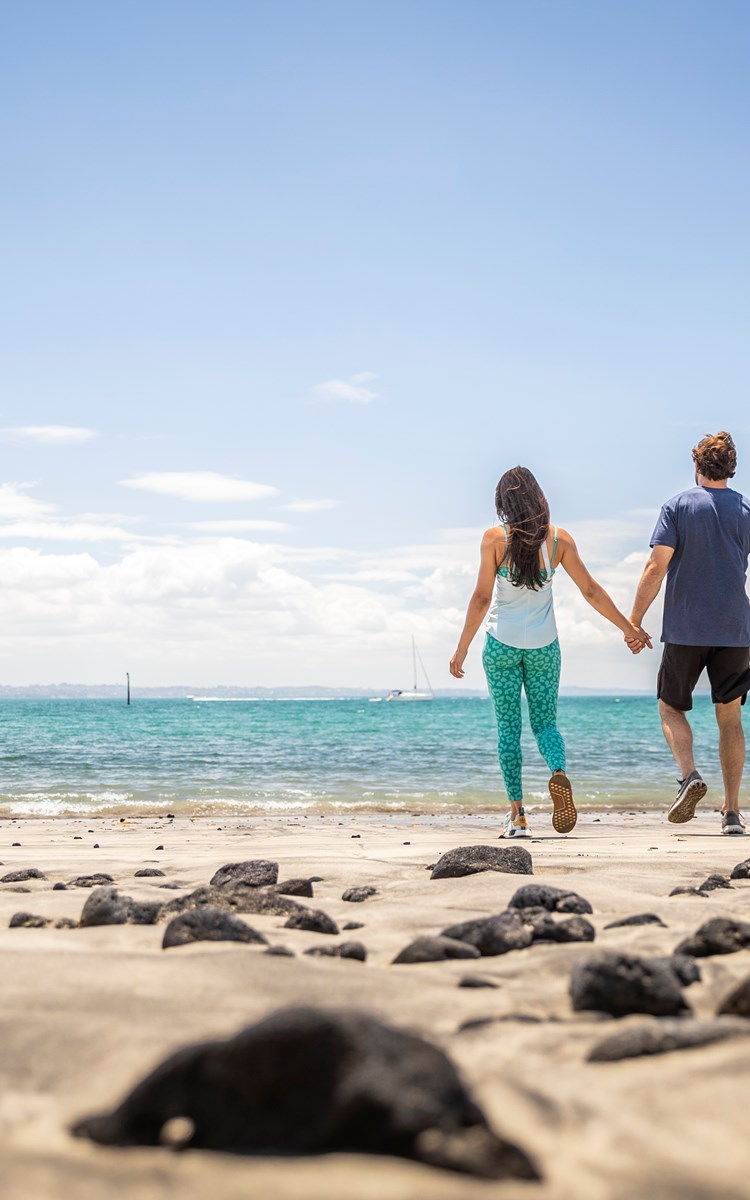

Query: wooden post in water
[126,672,131,705]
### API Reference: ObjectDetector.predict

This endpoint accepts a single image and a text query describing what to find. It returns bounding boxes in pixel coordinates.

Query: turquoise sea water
[0,695,734,817]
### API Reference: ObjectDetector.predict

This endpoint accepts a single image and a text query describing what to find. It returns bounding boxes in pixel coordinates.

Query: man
[629,431,750,834]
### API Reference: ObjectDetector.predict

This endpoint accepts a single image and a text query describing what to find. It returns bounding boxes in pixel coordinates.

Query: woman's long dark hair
[495,467,550,590]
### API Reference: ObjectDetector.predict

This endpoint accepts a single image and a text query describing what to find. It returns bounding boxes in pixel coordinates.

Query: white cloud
[280,499,339,513]
[0,498,664,690]
[188,520,290,533]
[120,472,277,502]
[0,520,135,542]
[309,372,379,405]
[0,425,98,444]
[0,483,56,520]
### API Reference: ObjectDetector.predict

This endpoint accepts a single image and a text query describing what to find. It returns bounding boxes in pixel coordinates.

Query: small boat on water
[386,637,433,701]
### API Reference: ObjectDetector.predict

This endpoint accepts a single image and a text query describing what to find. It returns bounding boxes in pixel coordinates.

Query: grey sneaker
[500,807,530,838]
[721,810,746,835]
[667,771,707,824]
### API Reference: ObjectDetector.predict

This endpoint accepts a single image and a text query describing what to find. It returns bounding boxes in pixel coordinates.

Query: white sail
[386,637,434,701]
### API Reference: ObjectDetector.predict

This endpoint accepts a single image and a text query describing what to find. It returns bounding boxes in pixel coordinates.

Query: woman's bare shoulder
[482,524,507,546]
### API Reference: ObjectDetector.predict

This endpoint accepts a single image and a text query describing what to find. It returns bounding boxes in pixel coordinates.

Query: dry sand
[1,808,749,1200]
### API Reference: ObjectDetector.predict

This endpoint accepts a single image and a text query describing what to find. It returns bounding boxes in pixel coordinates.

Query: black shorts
[657,644,750,711]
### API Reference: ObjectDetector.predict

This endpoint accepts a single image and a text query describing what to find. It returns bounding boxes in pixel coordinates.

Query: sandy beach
[1,808,749,1200]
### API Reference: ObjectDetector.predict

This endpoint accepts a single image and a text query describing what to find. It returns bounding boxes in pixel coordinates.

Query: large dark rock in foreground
[162,908,268,949]
[509,884,592,915]
[393,936,481,964]
[79,887,161,928]
[209,861,278,889]
[71,1007,539,1181]
[430,845,532,880]
[730,859,750,880]
[675,917,750,958]
[717,975,750,1017]
[570,951,695,1017]
[588,1018,750,1062]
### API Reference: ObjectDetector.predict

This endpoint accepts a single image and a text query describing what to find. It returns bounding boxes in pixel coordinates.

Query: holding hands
[624,623,652,655]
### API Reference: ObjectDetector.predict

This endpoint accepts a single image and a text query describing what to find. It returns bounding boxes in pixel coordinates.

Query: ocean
[0,694,731,818]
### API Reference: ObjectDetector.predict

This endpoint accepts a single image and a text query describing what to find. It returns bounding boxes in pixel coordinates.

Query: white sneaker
[500,807,531,838]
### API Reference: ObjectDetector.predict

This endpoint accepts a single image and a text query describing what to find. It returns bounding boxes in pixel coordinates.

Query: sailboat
[386,637,433,701]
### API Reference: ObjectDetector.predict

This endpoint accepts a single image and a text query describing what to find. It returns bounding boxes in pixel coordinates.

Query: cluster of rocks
[5,857,380,960]
[393,884,595,964]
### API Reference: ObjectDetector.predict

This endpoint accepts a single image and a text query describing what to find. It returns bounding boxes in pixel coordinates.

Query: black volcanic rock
[304,942,367,962]
[431,845,532,880]
[604,913,667,929]
[675,917,750,958]
[9,912,50,928]
[71,1006,539,1180]
[1,869,47,883]
[717,975,750,1017]
[79,887,161,928]
[588,1017,750,1061]
[730,859,750,880]
[210,861,279,889]
[134,869,166,878]
[509,884,592,915]
[162,908,268,949]
[271,878,314,898]
[442,912,533,957]
[70,874,115,888]
[570,951,693,1018]
[698,874,732,893]
[159,885,303,922]
[342,886,378,903]
[393,936,482,964]
[284,908,339,936]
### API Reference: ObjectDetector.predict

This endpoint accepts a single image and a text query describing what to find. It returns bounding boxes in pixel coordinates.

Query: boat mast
[412,636,417,691]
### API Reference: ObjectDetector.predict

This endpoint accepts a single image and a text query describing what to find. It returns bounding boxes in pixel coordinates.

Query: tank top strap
[550,524,558,568]
[541,534,551,574]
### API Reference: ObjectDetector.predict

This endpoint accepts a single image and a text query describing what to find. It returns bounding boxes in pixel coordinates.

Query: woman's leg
[522,640,566,773]
[482,635,524,806]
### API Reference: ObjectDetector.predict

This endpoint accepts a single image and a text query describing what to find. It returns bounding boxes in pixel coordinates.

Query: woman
[450,467,651,837]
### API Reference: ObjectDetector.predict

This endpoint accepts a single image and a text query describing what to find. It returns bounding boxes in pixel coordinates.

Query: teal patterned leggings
[482,634,566,803]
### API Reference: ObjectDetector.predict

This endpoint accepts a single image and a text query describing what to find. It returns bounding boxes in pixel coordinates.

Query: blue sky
[0,1,748,687]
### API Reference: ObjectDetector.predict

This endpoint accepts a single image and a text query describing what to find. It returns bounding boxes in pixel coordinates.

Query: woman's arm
[557,528,653,650]
[449,529,502,678]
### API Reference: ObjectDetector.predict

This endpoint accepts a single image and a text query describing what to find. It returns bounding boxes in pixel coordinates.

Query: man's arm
[630,545,674,625]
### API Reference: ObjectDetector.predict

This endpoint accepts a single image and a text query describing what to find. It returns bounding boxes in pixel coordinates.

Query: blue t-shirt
[651,486,750,646]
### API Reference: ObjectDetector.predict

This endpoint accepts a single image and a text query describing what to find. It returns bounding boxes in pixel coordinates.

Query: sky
[0,0,748,689]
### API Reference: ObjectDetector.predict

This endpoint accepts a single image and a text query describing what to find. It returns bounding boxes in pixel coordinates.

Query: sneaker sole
[667,779,707,824]
[548,773,577,834]
[722,826,746,836]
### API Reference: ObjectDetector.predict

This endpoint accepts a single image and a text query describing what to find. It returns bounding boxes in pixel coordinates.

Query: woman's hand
[624,623,652,654]
[450,647,467,678]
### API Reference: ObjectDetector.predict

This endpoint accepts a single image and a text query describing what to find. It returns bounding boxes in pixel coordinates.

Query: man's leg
[659,700,696,778]
[715,698,744,813]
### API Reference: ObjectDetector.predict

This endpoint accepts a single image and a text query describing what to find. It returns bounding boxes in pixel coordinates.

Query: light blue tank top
[486,525,559,649]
